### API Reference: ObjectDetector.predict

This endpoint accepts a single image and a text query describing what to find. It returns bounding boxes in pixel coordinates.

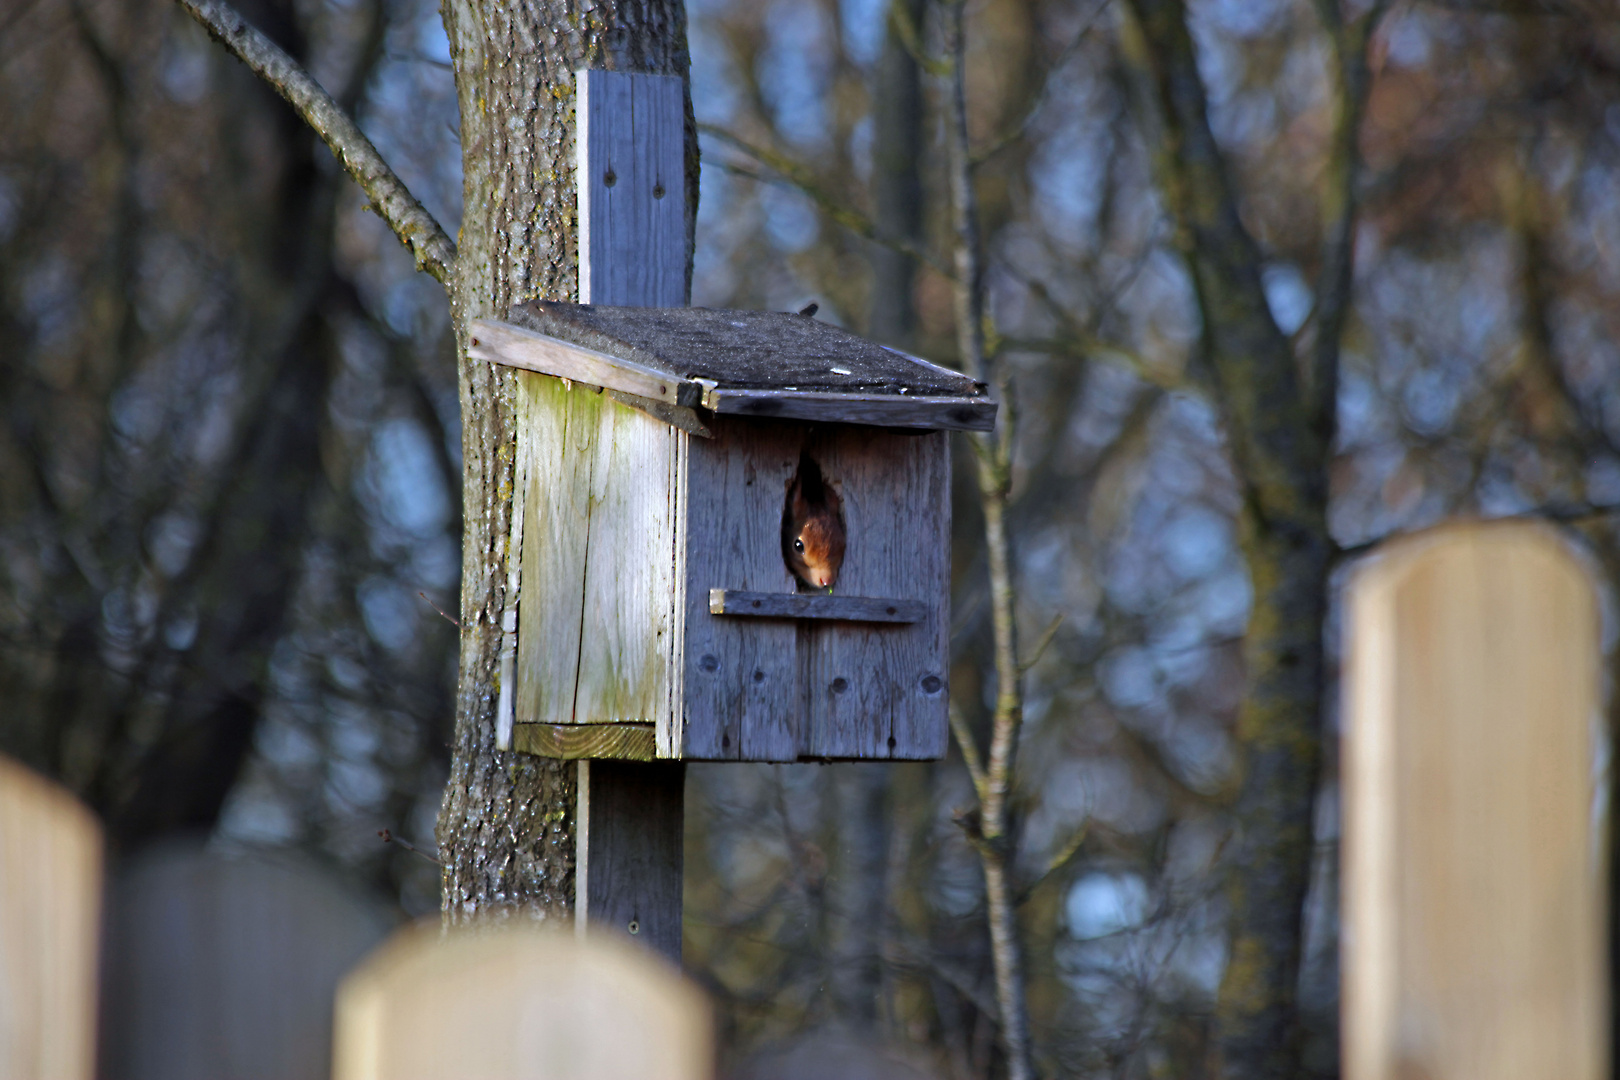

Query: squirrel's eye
[793,538,805,553]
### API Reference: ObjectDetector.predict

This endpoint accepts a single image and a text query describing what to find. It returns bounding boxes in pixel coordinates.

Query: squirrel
[782,452,846,591]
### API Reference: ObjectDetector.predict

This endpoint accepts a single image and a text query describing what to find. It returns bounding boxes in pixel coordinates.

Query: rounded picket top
[1342,520,1605,1080]
[333,922,711,1080]
[0,754,102,1080]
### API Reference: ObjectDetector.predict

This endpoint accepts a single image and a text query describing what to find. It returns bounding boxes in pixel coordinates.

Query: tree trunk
[433,1,697,923]
[1120,0,1332,1075]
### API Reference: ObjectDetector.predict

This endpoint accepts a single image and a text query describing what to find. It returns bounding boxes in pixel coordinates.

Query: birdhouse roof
[468,302,997,432]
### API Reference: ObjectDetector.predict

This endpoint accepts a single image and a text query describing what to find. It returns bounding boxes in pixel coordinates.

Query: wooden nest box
[470,301,996,764]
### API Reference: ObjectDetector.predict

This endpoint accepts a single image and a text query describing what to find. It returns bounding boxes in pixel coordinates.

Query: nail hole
[470,337,481,346]
[700,654,719,673]
[753,670,765,683]
[653,182,666,199]
[886,606,896,615]
[887,736,897,749]
[721,734,730,748]
[831,677,848,693]
[920,675,942,694]
[752,600,761,608]
[659,384,667,394]
[604,169,617,187]
[627,920,639,935]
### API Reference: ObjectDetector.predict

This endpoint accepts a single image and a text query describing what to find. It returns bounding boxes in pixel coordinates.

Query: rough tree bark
[178,0,698,922]
[430,0,697,923]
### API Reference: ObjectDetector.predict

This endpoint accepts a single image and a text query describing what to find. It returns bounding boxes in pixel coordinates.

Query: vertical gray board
[572,67,688,963]
[680,418,804,761]
[577,70,686,309]
[803,429,949,759]
[577,760,685,958]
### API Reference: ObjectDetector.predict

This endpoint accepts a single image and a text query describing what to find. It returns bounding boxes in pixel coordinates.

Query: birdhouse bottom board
[506,370,950,763]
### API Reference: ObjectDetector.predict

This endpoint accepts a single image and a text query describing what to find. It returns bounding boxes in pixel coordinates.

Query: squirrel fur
[782,453,845,590]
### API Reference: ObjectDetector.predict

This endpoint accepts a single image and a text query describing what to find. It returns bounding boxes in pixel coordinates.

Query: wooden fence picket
[332,923,710,1080]
[0,754,101,1080]
[1342,522,1606,1080]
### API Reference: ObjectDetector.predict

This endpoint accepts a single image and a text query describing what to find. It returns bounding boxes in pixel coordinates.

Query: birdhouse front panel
[677,419,950,761]
[471,302,993,764]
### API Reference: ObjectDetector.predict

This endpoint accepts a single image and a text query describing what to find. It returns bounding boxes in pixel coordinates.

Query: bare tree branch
[1308,0,1389,440]
[700,124,954,278]
[173,0,456,284]
[970,0,1113,168]
[942,1,1035,1075]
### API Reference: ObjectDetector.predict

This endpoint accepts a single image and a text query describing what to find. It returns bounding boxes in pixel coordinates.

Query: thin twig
[1016,820,1089,905]
[173,0,456,283]
[970,0,1113,167]
[949,701,989,804]
[379,828,444,866]
[943,1,1034,1075]
[700,125,954,278]
[419,591,461,628]
[1018,613,1064,675]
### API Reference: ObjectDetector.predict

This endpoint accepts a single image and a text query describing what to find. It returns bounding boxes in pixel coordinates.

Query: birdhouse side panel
[572,398,683,726]
[802,429,950,759]
[679,420,807,761]
[514,372,599,727]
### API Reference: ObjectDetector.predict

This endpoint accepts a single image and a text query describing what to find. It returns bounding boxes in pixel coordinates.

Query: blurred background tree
[4,0,1620,1077]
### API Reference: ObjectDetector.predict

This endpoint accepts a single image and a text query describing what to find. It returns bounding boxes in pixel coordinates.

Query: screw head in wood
[700,654,719,673]
[831,677,848,693]
[920,675,942,694]
[627,920,639,935]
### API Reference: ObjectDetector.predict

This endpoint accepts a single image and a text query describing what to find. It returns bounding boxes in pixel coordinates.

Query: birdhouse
[469,302,996,763]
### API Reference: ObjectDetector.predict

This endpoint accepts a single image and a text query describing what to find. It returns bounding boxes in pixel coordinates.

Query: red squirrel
[782,453,846,590]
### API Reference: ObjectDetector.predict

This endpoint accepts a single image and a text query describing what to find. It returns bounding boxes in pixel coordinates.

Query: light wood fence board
[1342,522,1605,1080]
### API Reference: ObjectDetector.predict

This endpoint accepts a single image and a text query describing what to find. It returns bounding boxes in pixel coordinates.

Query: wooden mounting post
[572,68,688,962]
[1342,522,1606,1080]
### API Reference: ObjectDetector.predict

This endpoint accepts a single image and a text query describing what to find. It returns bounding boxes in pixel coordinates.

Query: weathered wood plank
[573,400,680,726]
[480,309,996,432]
[605,389,711,438]
[332,922,710,1080]
[0,755,100,1080]
[1342,522,1604,1080]
[469,318,692,405]
[802,429,949,760]
[570,68,689,963]
[577,70,686,309]
[577,760,686,960]
[512,723,657,761]
[705,387,997,432]
[681,418,804,761]
[506,302,987,398]
[709,589,925,623]
[514,372,599,727]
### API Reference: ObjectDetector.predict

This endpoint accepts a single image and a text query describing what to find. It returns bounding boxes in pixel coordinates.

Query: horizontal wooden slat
[604,390,711,438]
[704,388,997,432]
[512,723,657,761]
[709,589,924,623]
[469,318,697,406]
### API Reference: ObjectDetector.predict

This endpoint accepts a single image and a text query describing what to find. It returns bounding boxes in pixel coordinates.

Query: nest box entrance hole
[781,447,846,593]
